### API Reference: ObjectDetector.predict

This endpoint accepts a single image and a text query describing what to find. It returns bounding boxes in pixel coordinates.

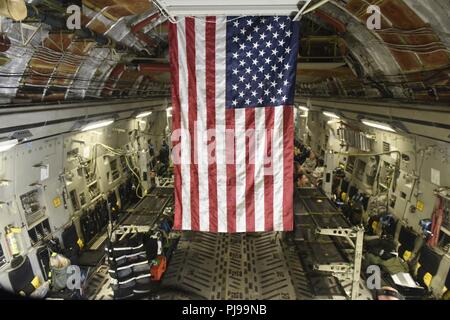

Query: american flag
[170,16,299,233]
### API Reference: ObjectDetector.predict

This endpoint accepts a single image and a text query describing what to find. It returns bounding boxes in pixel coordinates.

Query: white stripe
[177,19,191,230]
[215,17,227,233]
[254,107,266,232]
[195,19,210,232]
[272,106,284,231]
[235,108,246,232]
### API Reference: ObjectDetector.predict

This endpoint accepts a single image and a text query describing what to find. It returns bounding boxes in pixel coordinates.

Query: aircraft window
[341,180,350,194]
[79,192,86,206]
[110,159,120,181]
[390,195,397,209]
[355,159,366,180]
[346,156,356,173]
[348,186,358,199]
[20,189,45,226]
[69,190,80,211]
[0,242,5,268]
[401,154,410,162]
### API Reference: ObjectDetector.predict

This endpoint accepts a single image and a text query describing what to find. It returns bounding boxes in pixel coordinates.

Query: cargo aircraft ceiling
[0,0,448,106]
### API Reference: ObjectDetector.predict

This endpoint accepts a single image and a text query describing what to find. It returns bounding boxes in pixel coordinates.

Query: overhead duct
[0,0,27,21]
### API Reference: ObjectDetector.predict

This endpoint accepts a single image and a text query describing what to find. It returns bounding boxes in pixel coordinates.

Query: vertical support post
[351,226,364,300]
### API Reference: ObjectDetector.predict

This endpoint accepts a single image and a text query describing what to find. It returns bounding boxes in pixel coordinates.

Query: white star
[257,98,263,104]
[253,42,260,49]
[264,57,271,64]
[239,43,246,50]
[260,33,267,40]
[232,68,239,75]
[247,34,253,42]
[283,80,289,86]
[245,98,251,105]
[271,48,279,56]
[245,83,251,90]
[286,47,292,54]
[245,51,253,58]
[258,82,264,88]
[246,19,253,26]
[261,18,267,24]
[252,59,259,66]
[286,30,292,38]
[277,88,283,95]
[239,91,244,98]
[271,65,278,72]
[284,63,291,70]
[270,96,276,103]
[267,24,273,31]
[281,95,287,102]
[239,76,245,82]
[258,66,264,73]
[232,52,239,59]
[259,50,265,57]
[245,67,251,74]
[233,21,239,28]
[278,72,284,79]
[264,89,270,96]
[278,56,285,63]
[264,74,271,80]
[233,36,239,43]
[240,28,246,35]
[239,60,246,67]
[232,84,238,91]
[274,16,280,22]
[252,74,258,81]
[251,91,257,97]
[273,32,279,39]
[265,41,272,48]
[232,100,238,106]
[280,22,286,30]
[278,39,285,47]
[254,26,260,33]
[271,81,276,88]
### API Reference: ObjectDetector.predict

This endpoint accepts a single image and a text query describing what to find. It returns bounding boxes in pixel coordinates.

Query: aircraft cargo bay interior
[0,0,449,302]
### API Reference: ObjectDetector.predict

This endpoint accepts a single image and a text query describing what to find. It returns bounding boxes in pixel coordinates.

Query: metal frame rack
[293,186,369,300]
[313,226,364,300]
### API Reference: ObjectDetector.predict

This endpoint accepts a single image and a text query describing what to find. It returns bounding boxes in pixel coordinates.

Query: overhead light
[298,106,309,112]
[323,111,340,119]
[361,119,396,133]
[81,119,114,132]
[136,111,152,119]
[0,139,19,152]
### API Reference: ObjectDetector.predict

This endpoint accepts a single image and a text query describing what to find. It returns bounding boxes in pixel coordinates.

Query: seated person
[299,145,310,164]
[295,173,310,188]
[302,151,317,174]
[312,158,325,185]
[374,286,405,300]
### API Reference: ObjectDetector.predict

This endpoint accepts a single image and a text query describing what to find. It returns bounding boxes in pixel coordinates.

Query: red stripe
[206,17,218,232]
[283,106,294,231]
[245,108,255,232]
[169,22,182,230]
[226,108,236,233]
[186,18,200,231]
[264,108,274,231]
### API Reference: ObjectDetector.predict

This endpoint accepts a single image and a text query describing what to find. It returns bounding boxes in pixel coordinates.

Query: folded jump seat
[61,223,104,267]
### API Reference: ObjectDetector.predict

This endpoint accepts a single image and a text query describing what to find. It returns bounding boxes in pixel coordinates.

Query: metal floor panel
[159,232,313,300]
